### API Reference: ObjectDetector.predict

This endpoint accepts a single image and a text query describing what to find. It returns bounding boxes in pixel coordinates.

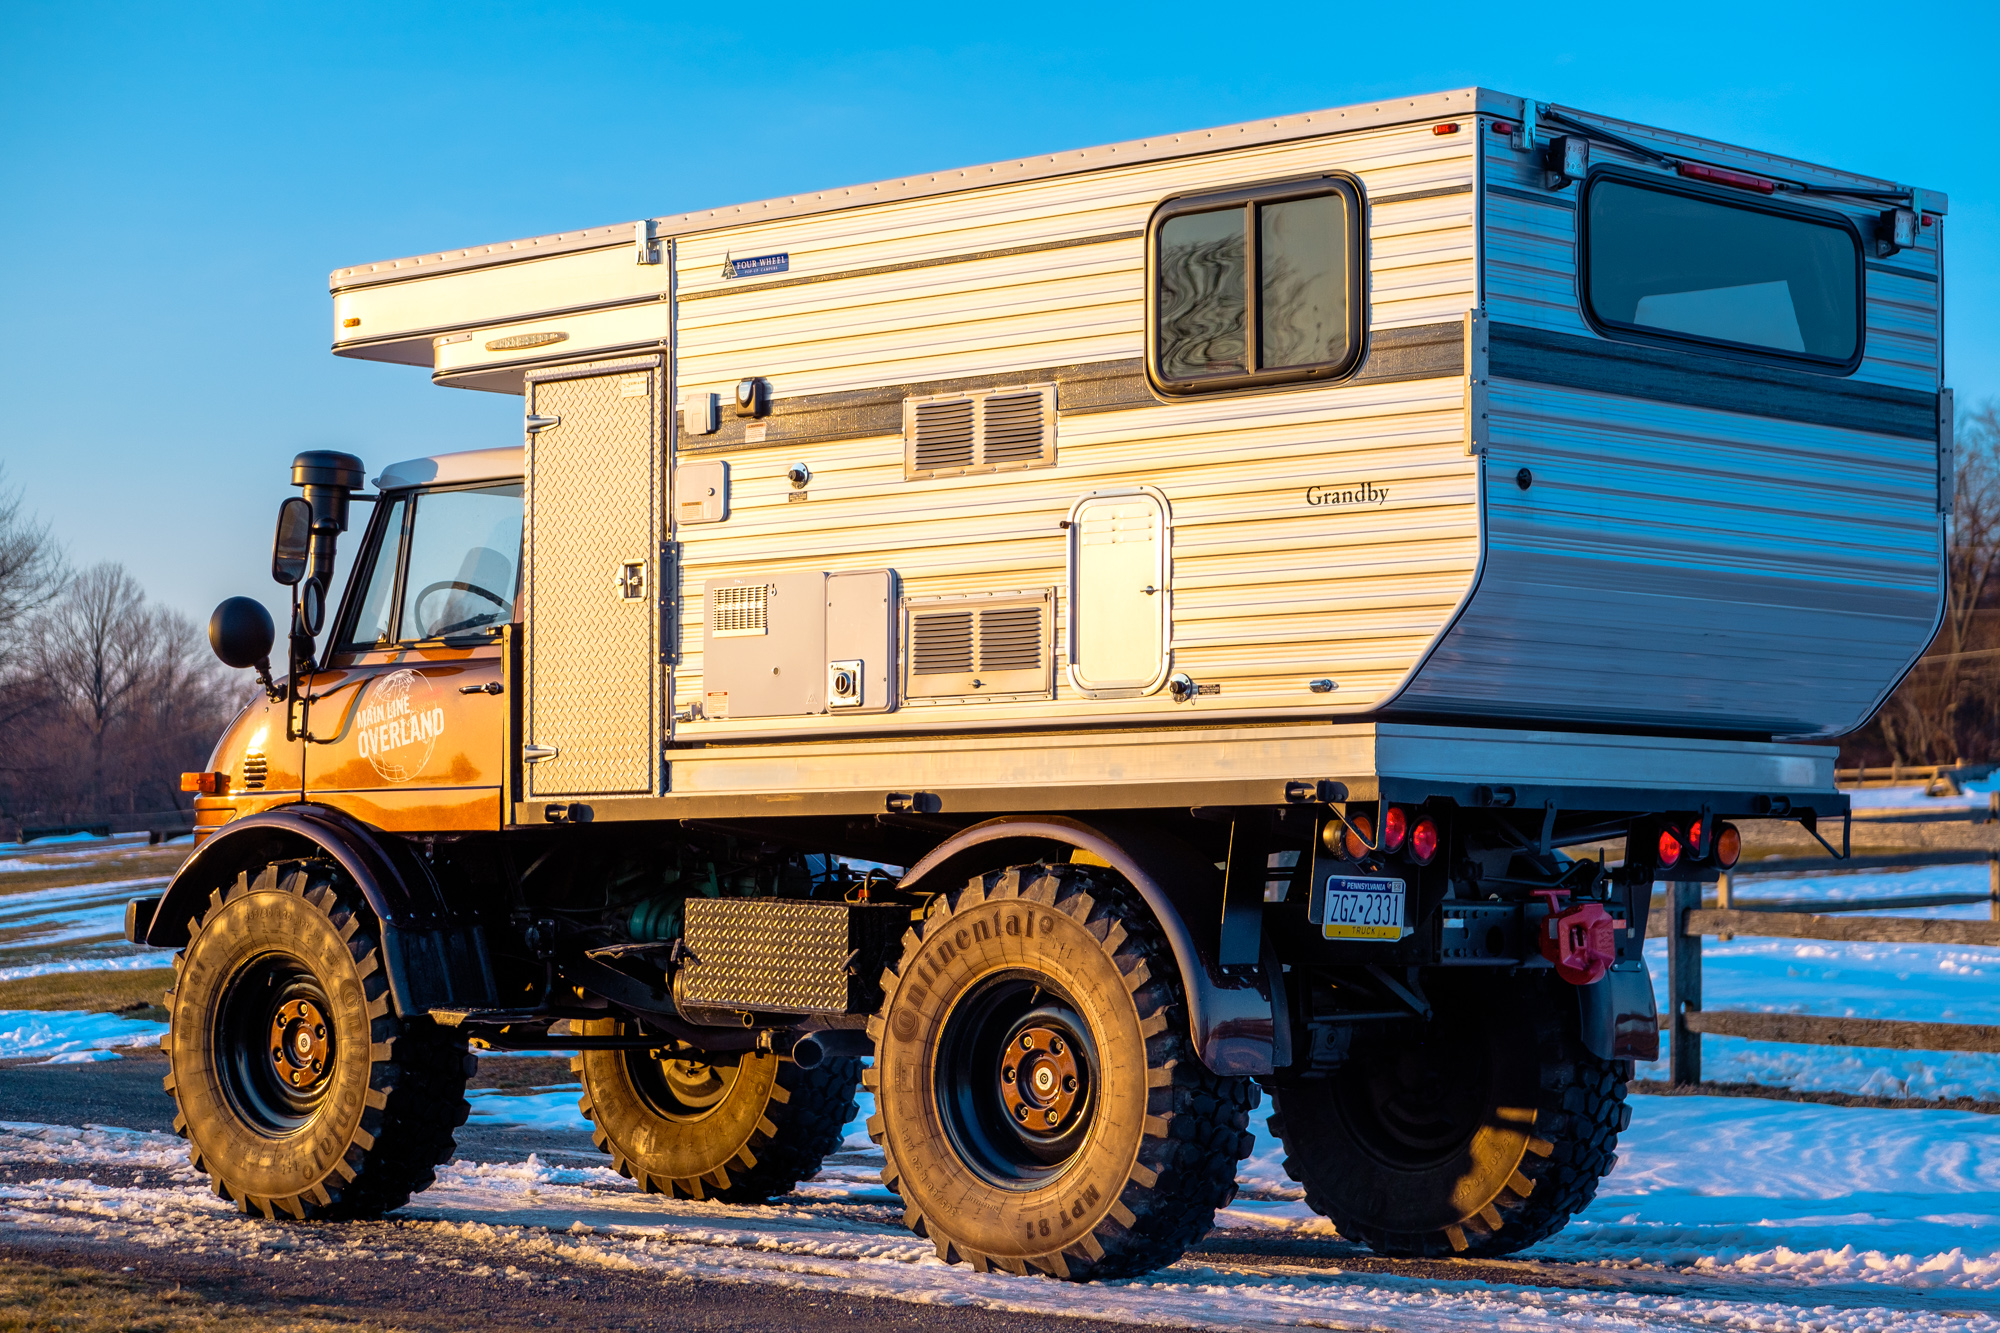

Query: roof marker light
[1433,122,1460,135]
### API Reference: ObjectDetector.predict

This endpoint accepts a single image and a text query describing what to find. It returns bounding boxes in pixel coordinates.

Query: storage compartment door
[524,365,662,797]
[1066,488,1170,698]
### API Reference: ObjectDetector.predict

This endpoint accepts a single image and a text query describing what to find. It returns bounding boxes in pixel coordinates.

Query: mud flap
[1578,959,1658,1062]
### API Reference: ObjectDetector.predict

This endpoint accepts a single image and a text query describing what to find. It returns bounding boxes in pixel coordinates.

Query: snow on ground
[0,1009,167,1061]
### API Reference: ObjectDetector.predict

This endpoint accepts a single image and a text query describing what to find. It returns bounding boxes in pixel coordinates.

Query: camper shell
[140,88,1949,1276]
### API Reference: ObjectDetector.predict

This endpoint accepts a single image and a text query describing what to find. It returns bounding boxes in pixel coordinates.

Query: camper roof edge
[326,87,1507,295]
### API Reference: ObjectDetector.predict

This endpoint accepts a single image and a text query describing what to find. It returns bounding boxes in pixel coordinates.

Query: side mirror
[209,596,276,670]
[272,497,311,586]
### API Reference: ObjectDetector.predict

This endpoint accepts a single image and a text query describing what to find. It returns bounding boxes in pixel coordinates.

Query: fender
[899,815,1290,1076]
[146,804,496,1017]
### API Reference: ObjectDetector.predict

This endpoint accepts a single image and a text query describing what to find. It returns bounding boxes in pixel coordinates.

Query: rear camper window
[1148,177,1364,395]
[1583,175,1862,370]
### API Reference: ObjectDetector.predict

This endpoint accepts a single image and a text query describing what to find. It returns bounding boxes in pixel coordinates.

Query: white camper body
[329,87,1948,817]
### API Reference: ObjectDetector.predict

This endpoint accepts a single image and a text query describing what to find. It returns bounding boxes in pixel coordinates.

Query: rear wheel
[163,859,472,1219]
[1268,972,1630,1257]
[572,1022,860,1201]
[866,863,1257,1280]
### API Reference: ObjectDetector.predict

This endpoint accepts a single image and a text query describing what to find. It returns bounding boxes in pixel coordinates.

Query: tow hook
[1530,890,1621,985]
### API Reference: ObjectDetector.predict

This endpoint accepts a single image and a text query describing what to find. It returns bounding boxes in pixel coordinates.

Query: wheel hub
[1000,1026,1082,1131]
[269,998,332,1092]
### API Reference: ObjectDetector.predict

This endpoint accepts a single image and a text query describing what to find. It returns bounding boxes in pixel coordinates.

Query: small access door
[523,361,664,800]
[1066,487,1171,698]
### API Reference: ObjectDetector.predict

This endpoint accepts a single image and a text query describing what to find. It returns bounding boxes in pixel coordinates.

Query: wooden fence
[1662,832,2000,1085]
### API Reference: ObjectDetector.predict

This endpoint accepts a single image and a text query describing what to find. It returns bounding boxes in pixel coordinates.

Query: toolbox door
[1065,487,1171,698]
[522,362,664,799]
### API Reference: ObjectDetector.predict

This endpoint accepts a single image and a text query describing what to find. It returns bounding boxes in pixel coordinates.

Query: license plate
[1313,875,1410,941]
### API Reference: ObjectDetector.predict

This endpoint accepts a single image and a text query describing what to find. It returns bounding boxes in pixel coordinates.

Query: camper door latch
[525,414,561,434]
[617,561,646,601]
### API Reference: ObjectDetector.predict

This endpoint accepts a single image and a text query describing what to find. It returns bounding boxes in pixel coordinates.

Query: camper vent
[710,583,769,638]
[905,591,1054,701]
[905,384,1056,480]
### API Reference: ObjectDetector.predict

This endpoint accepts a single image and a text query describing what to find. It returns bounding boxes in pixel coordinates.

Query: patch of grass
[0,850,188,899]
[471,1055,576,1089]
[0,1258,411,1331]
[0,968,175,1016]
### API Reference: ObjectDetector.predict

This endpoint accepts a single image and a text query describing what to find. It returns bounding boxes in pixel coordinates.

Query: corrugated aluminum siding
[1424,116,1945,738]
[671,121,1482,741]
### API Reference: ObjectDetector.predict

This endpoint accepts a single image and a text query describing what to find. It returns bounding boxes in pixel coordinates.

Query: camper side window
[1147,177,1364,395]
[1582,172,1864,371]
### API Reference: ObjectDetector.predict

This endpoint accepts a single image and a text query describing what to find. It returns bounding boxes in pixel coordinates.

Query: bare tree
[0,466,65,724]
[1871,399,2000,764]
[29,563,158,809]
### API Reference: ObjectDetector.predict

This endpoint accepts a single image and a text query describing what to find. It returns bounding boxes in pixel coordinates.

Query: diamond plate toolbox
[674,898,908,1016]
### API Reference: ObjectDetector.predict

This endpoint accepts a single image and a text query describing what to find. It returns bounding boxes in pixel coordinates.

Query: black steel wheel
[866,862,1259,1280]
[573,1022,860,1202]
[163,859,473,1220]
[1268,971,1631,1257]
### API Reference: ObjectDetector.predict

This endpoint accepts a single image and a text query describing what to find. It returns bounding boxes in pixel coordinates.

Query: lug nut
[1049,1036,1065,1056]
[1063,1075,1077,1093]
[1044,1109,1059,1126]
[1002,1065,1016,1083]
[1014,1104,1029,1122]
[1020,1034,1034,1049]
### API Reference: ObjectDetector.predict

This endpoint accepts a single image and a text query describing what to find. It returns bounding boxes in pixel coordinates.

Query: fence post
[1990,857,1998,924]
[1668,880,1702,1087]
[1716,871,1732,941]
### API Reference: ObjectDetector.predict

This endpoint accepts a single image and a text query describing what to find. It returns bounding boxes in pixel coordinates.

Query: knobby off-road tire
[865,863,1258,1280]
[1269,971,1631,1258]
[162,859,473,1220]
[573,1022,861,1202]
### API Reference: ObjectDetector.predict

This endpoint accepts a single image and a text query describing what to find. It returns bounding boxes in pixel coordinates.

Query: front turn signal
[182,771,229,795]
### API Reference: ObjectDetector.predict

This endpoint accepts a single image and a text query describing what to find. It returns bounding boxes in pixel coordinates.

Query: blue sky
[2,1,1995,622]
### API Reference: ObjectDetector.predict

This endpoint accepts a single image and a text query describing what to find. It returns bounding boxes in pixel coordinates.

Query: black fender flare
[146,804,494,1016]
[898,815,1289,1076]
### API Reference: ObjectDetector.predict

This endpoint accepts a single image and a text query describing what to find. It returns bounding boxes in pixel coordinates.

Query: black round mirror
[209,597,276,670]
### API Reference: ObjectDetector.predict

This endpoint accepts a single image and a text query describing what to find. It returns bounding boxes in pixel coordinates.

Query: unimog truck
[130,87,1950,1277]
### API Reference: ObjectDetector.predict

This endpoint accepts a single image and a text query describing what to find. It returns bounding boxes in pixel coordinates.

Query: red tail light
[1342,816,1374,860]
[1380,806,1409,854]
[1657,827,1683,868]
[1714,822,1742,869]
[1408,816,1439,865]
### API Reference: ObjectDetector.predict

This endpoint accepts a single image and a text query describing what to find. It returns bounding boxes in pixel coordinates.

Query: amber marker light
[1341,816,1374,861]
[1408,816,1439,865]
[1714,822,1742,869]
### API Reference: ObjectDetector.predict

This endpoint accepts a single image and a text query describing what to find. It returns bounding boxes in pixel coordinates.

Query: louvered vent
[905,592,1053,701]
[710,584,769,637]
[910,611,974,675]
[912,400,976,472]
[904,384,1056,480]
[240,751,267,791]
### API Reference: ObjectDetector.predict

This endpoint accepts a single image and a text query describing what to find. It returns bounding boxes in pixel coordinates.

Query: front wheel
[1268,971,1631,1257]
[866,863,1258,1280]
[163,859,472,1219]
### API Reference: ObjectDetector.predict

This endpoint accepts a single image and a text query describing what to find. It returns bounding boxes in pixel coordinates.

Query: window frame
[1145,173,1368,398]
[1577,166,1868,377]
[331,479,523,653]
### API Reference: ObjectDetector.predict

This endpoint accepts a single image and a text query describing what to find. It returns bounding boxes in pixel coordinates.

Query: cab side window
[397,485,524,641]
[338,483,522,649]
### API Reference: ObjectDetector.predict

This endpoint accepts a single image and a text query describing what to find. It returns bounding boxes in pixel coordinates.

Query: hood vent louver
[905,384,1056,480]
